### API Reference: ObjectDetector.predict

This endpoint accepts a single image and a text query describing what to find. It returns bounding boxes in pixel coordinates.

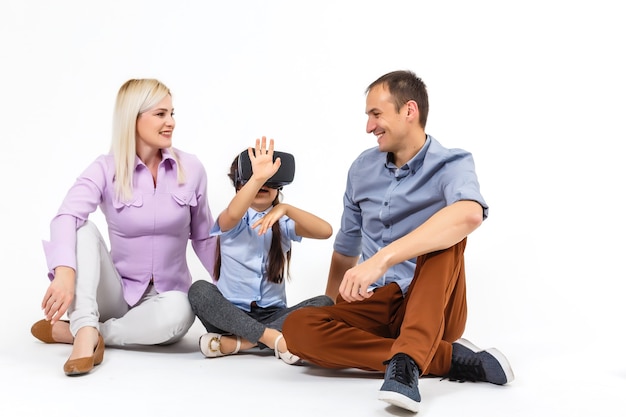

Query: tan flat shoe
[63,333,105,376]
[30,319,70,344]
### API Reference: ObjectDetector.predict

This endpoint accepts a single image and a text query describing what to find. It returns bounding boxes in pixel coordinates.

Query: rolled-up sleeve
[333,168,363,257]
[442,153,489,220]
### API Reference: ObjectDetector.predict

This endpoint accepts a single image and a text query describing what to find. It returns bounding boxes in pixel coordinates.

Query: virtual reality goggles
[236,149,296,189]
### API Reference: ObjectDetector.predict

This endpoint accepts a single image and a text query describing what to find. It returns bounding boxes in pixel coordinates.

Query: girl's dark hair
[213,155,291,284]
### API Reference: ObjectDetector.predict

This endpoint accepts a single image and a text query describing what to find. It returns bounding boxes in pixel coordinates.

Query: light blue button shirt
[211,207,302,312]
[334,135,488,294]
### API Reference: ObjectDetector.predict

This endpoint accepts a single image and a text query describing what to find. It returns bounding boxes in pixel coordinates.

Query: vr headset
[236,149,296,189]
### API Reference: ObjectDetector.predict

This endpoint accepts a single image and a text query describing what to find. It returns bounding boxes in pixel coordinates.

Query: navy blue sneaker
[378,353,421,413]
[448,338,514,385]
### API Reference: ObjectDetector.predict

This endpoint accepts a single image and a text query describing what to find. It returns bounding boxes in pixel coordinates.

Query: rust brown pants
[282,239,468,376]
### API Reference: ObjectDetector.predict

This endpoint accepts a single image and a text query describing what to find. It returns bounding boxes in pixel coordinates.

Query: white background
[1,1,625,416]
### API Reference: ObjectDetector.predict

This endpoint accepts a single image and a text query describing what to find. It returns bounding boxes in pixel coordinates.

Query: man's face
[365,84,409,154]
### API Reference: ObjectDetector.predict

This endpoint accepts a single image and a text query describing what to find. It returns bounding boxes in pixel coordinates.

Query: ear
[405,100,419,122]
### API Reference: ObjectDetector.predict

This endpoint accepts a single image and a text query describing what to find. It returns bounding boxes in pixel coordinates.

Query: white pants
[68,221,195,346]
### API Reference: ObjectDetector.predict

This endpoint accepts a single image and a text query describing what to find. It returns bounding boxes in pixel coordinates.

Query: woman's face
[136,95,175,152]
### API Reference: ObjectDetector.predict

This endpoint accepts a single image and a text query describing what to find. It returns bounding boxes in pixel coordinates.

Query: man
[282,70,513,413]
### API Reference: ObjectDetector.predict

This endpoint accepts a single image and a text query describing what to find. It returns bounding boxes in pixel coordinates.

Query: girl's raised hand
[249,136,281,182]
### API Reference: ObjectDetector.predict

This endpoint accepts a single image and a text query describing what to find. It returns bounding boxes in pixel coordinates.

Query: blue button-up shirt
[212,207,302,312]
[334,135,488,294]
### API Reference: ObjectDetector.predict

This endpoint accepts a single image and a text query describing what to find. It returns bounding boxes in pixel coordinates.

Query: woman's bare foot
[51,320,74,344]
[69,326,100,360]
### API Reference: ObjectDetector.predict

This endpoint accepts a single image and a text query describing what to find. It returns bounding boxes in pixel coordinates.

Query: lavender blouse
[42,147,216,306]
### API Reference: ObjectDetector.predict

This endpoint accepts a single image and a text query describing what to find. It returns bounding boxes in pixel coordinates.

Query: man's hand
[338,256,386,302]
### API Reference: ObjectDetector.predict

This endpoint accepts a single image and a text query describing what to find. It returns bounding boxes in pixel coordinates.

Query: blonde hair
[111,79,185,202]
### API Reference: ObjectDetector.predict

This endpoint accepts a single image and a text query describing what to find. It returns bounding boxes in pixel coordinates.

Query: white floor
[3,312,625,417]
[3,1,626,416]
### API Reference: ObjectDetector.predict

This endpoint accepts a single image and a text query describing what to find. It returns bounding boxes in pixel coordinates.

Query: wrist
[247,175,269,187]
[374,247,394,271]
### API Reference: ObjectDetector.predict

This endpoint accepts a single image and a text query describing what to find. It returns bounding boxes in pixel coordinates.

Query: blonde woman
[31,79,217,376]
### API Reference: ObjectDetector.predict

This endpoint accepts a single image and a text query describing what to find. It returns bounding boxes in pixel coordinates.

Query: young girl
[188,137,333,364]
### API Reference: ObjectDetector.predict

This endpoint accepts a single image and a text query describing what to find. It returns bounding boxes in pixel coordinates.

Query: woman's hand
[41,266,76,324]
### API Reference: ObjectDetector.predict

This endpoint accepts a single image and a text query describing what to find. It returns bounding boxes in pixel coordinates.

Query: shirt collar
[133,148,177,170]
[384,135,431,179]
[245,206,272,226]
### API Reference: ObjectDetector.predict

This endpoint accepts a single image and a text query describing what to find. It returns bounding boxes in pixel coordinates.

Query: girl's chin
[251,198,273,210]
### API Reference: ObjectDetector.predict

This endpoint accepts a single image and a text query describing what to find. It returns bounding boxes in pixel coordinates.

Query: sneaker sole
[378,390,420,413]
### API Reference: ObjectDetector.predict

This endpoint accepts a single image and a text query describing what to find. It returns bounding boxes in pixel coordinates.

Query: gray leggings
[188,280,333,347]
